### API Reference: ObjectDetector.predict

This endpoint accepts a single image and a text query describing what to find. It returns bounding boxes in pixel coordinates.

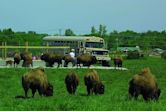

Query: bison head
[44,83,53,96]
[153,88,161,100]
[41,53,49,62]
[94,81,105,95]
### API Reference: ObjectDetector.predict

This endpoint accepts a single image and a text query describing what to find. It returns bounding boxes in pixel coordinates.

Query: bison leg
[129,85,139,99]
[87,86,91,95]
[32,88,37,98]
[72,85,77,94]
[143,94,150,101]
[24,89,28,98]
[66,85,72,94]
[64,61,68,67]
[31,62,33,67]
[38,88,43,96]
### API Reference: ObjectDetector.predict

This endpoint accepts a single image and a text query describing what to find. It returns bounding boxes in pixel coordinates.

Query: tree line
[0,26,166,50]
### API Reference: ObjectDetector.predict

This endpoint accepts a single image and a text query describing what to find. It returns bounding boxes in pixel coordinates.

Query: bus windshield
[85,42,104,48]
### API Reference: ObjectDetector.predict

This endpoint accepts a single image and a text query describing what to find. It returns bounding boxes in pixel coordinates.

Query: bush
[127,51,140,59]
[161,51,166,60]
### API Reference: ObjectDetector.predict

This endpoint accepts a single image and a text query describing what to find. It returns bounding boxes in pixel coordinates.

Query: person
[69,49,77,66]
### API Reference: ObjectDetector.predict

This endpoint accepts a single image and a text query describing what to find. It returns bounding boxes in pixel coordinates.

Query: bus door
[78,41,84,55]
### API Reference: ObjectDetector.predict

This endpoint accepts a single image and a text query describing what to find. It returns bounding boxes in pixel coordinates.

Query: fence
[0,42,70,59]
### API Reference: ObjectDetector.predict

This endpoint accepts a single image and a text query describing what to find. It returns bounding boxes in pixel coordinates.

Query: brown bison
[65,71,79,94]
[6,60,13,66]
[84,69,104,95]
[40,53,62,67]
[77,53,97,68]
[113,57,123,69]
[129,67,161,101]
[22,67,53,98]
[63,55,75,67]
[14,52,21,67]
[20,52,33,67]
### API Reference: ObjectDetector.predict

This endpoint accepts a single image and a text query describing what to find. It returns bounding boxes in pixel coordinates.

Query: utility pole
[59,29,62,36]
[116,37,119,51]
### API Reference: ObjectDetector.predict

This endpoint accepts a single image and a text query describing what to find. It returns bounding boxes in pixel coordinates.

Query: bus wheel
[102,60,110,67]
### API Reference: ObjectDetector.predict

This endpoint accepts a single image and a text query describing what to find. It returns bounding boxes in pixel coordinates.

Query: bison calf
[84,69,104,95]
[129,67,161,101]
[22,67,53,98]
[65,72,79,94]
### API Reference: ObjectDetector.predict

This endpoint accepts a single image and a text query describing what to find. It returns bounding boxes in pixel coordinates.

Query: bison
[14,52,21,67]
[77,53,97,68]
[20,52,33,67]
[84,69,104,95]
[22,67,53,98]
[65,71,79,94]
[113,57,123,69]
[63,55,75,67]
[129,67,161,101]
[6,60,13,66]
[40,53,62,68]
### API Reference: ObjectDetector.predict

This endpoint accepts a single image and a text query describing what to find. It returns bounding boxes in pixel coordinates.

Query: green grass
[0,57,166,111]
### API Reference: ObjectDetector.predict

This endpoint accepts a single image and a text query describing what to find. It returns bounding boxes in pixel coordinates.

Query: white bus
[43,36,110,66]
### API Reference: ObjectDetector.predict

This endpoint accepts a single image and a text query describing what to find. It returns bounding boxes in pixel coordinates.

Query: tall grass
[0,57,165,111]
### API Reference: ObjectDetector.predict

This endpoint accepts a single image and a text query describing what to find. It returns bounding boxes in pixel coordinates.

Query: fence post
[4,42,7,59]
[25,41,28,52]
[1,42,4,59]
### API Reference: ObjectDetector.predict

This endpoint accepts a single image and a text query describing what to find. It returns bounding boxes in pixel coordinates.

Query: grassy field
[0,57,165,111]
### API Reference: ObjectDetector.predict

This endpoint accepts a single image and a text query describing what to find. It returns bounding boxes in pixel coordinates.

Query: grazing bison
[14,52,21,67]
[6,60,13,66]
[84,69,104,95]
[129,67,161,101]
[65,71,79,94]
[40,53,62,67]
[22,67,53,98]
[113,57,123,69]
[63,55,75,67]
[20,52,33,67]
[77,53,97,68]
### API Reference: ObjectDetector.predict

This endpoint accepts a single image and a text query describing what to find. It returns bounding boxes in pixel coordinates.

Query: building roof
[117,47,140,51]
[43,36,104,42]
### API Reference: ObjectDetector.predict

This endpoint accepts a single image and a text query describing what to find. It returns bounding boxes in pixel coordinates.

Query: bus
[43,36,111,66]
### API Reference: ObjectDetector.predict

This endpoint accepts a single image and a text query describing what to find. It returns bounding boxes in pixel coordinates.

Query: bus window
[85,42,104,48]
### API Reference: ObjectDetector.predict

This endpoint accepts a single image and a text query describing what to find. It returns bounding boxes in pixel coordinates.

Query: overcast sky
[0,0,166,34]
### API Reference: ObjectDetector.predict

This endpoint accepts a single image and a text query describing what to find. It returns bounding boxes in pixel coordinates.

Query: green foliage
[127,51,140,59]
[90,24,107,38]
[65,29,75,36]
[0,27,166,51]
[161,51,166,60]
[0,29,47,46]
[0,57,166,110]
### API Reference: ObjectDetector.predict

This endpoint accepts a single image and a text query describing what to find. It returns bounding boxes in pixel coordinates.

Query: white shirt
[69,52,75,58]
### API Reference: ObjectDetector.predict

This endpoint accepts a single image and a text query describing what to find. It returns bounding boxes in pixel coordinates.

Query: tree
[91,26,97,36]
[98,24,107,38]
[28,31,36,35]
[2,28,14,38]
[65,29,75,36]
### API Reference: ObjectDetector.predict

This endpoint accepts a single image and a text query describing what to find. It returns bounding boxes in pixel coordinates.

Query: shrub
[161,51,166,60]
[127,51,140,59]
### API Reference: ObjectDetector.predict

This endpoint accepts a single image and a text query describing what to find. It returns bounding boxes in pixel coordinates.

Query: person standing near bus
[69,49,77,66]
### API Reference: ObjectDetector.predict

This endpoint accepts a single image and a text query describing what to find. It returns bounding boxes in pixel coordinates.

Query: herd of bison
[6,51,122,68]
[20,66,160,102]
[5,52,161,101]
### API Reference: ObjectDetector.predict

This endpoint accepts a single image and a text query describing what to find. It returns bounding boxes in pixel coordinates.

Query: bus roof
[43,36,104,42]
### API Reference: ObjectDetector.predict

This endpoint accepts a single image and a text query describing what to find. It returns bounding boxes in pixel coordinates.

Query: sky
[0,0,166,35]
